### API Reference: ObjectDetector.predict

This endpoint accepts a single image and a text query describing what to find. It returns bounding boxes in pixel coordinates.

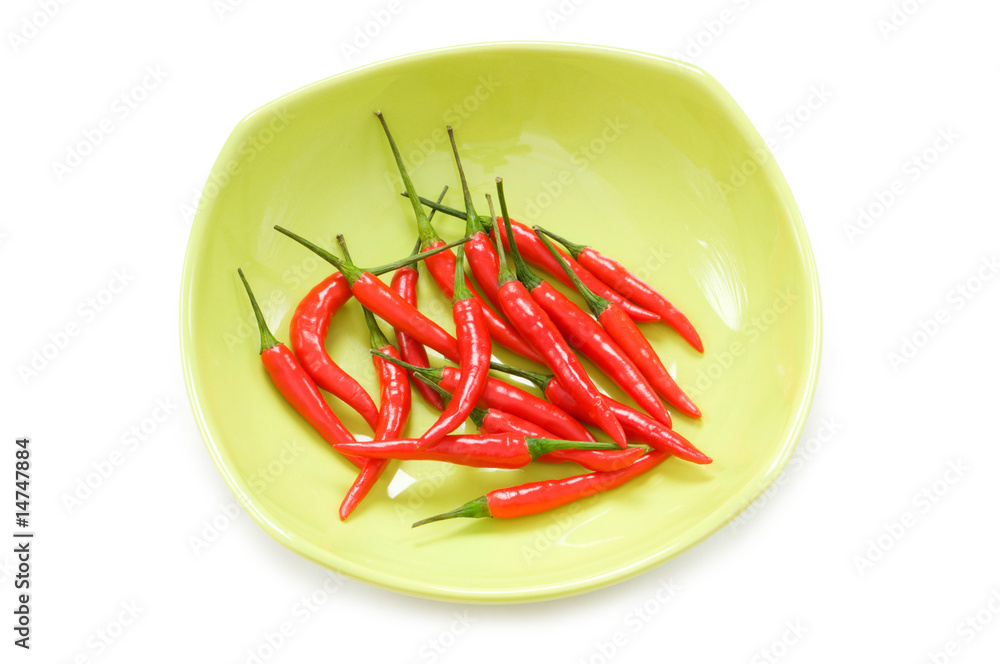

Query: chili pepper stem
[534,226,586,260]
[495,179,542,291]
[375,110,439,246]
[371,349,444,381]
[525,437,621,458]
[492,179,517,286]
[338,235,392,350]
[412,495,490,527]
[453,246,473,302]
[414,372,491,428]
[446,126,487,237]
[402,191,493,230]
[273,226,471,283]
[534,227,610,317]
[488,360,550,392]
[484,194,497,234]
[427,185,448,222]
[336,233,354,266]
[237,268,280,353]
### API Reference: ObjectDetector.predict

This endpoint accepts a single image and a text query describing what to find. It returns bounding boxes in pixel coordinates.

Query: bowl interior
[180,43,820,602]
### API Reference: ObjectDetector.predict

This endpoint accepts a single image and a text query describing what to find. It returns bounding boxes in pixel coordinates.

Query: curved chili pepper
[390,239,446,412]
[535,228,701,418]
[375,112,543,365]
[416,246,492,447]
[414,371,643,473]
[289,272,380,430]
[273,226,470,363]
[518,266,673,427]
[493,178,627,448]
[237,269,363,469]
[335,238,412,520]
[405,192,660,324]
[539,226,703,352]
[412,451,669,525]
[599,304,701,418]
[335,433,619,470]
[490,362,711,465]
[339,341,410,519]
[371,351,594,443]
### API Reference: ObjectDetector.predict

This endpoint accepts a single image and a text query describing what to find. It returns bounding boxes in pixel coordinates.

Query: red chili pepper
[473,405,645,472]
[490,362,711,465]
[334,237,412,519]
[516,262,673,427]
[335,432,619,470]
[416,246,492,447]
[375,112,543,365]
[273,226,470,363]
[493,178,627,448]
[535,228,701,418]
[237,269,363,469]
[413,370,644,473]
[421,239,543,362]
[405,192,661,324]
[289,272,380,430]
[390,239,446,412]
[445,128,506,316]
[339,333,410,520]
[412,451,669,525]
[371,351,594,443]
[539,227,704,352]
[466,232,504,314]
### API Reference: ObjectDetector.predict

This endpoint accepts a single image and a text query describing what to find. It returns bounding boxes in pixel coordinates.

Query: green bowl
[180,42,821,603]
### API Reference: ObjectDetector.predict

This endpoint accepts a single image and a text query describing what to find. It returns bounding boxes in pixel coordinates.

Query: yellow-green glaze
[180,43,821,603]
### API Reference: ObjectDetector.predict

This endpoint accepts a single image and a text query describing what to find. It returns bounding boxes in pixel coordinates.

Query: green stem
[533,226,587,260]
[453,245,473,302]
[525,437,621,459]
[482,194,496,232]
[407,236,422,257]
[488,360,552,392]
[336,233,353,264]
[414,371,452,403]
[273,227,361,284]
[493,179,517,286]
[273,225,471,284]
[402,191,493,230]
[237,268,280,353]
[533,227,610,317]
[484,194,498,237]
[413,372,488,427]
[412,495,490,527]
[375,110,439,245]
[446,127,485,237]
[485,193,504,276]
[427,185,448,223]
[370,349,444,383]
[495,178,541,290]
[338,234,390,350]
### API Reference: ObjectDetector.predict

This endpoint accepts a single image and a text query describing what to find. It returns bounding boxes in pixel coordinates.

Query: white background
[4,0,1000,662]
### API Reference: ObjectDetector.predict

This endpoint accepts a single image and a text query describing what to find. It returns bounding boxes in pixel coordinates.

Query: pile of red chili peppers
[236,112,712,528]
